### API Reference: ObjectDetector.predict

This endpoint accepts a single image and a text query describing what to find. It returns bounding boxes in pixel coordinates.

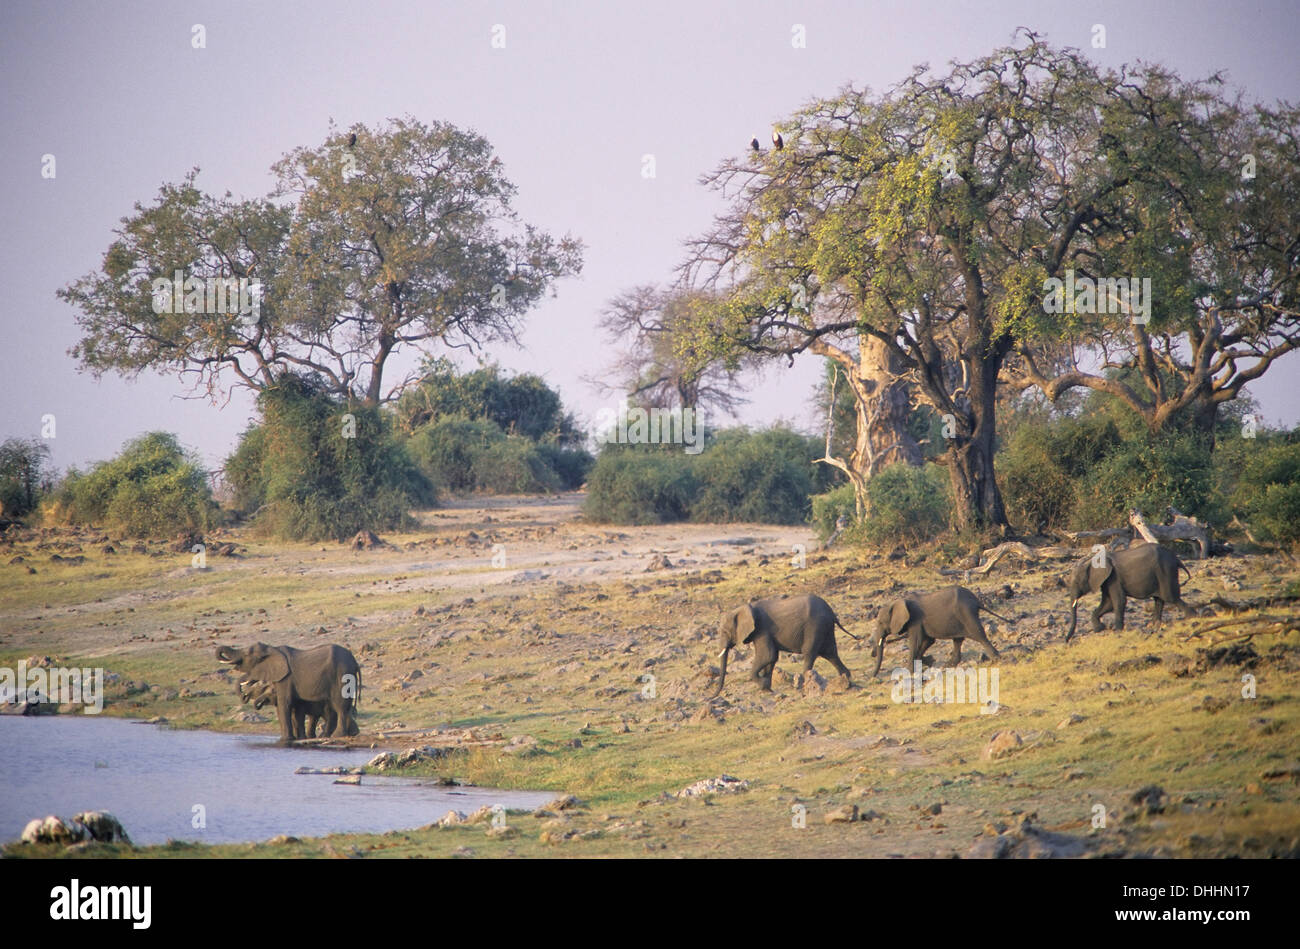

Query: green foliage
[53,432,217,537]
[0,437,53,519]
[810,483,857,541]
[859,463,952,544]
[690,428,819,524]
[226,377,435,542]
[583,427,825,525]
[398,359,591,493]
[1229,436,1300,545]
[581,450,699,525]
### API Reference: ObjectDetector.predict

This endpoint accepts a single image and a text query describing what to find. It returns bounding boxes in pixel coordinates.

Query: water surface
[0,715,554,846]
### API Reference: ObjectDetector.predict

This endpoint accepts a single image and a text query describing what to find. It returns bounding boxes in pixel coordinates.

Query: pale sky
[2,0,1297,473]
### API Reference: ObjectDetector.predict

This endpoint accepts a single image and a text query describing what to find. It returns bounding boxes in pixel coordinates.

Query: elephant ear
[250,648,290,683]
[1089,560,1114,592]
[888,599,915,637]
[738,604,759,644]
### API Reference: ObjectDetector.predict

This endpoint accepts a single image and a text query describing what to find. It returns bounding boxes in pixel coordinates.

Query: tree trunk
[946,347,1010,534]
[850,335,923,476]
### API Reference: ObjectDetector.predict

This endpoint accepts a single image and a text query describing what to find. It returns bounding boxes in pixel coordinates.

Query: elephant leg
[819,641,852,685]
[1112,590,1127,631]
[292,706,307,740]
[274,694,293,743]
[961,617,1000,661]
[752,640,777,692]
[1151,598,1165,630]
[950,638,963,666]
[1091,598,1110,632]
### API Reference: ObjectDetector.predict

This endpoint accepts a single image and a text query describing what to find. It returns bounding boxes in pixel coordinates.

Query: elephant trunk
[1066,598,1080,641]
[710,647,730,699]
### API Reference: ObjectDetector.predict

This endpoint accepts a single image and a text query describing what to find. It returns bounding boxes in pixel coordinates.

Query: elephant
[217,642,361,742]
[239,679,340,740]
[711,594,859,697]
[1065,542,1193,641]
[871,586,1007,677]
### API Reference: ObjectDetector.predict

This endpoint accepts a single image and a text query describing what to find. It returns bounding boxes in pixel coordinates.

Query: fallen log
[1129,509,1211,559]
[938,541,1078,576]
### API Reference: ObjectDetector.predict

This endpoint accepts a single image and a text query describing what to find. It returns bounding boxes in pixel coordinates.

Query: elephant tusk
[717,649,728,660]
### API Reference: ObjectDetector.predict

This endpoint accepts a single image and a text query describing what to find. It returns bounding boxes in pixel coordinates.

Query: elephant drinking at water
[217,642,361,742]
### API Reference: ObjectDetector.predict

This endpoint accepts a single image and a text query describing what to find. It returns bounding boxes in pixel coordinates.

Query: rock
[790,720,818,739]
[485,825,517,839]
[1056,713,1086,729]
[824,805,859,824]
[546,794,583,811]
[267,834,300,845]
[333,775,361,785]
[21,815,84,845]
[983,730,1023,760]
[676,775,749,798]
[796,669,827,696]
[73,811,131,844]
[645,554,674,572]
[350,530,385,550]
[465,805,496,824]
[169,532,203,553]
[437,810,468,827]
[967,815,1093,859]
[1129,784,1167,814]
[1196,643,1259,670]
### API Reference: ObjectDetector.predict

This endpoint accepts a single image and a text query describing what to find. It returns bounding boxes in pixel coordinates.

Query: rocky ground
[2,494,1299,858]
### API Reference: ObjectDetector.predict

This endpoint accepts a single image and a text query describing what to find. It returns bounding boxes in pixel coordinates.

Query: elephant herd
[710,541,1194,697]
[214,541,1194,739]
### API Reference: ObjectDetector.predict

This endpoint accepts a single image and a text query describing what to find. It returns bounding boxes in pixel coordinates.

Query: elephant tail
[1178,560,1192,584]
[977,600,1013,624]
[834,618,863,642]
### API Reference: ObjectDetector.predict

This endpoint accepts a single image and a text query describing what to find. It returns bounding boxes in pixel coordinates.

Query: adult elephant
[217,643,361,742]
[711,594,858,697]
[1065,543,1193,641]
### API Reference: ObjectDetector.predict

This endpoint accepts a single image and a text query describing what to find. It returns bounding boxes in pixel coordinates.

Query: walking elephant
[217,642,361,742]
[871,586,1007,676]
[1065,543,1193,640]
[711,594,859,697]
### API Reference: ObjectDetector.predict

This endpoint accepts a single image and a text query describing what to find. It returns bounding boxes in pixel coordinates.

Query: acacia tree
[591,285,757,416]
[680,34,1289,533]
[1004,96,1300,445]
[60,117,583,406]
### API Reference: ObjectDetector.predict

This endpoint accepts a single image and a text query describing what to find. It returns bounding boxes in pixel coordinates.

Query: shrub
[406,415,586,494]
[689,428,819,524]
[0,437,54,519]
[810,483,857,541]
[860,463,951,544]
[53,432,217,537]
[581,449,698,524]
[227,377,435,541]
[1231,437,1300,545]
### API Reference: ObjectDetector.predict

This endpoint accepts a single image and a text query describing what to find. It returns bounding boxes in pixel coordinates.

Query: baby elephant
[712,594,858,696]
[1065,542,1193,640]
[871,586,1006,676]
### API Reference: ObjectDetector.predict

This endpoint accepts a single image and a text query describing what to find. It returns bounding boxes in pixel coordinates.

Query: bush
[810,483,857,541]
[1231,437,1300,545]
[581,449,698,524]
[1072,430,1213,529]
[0,437,54,519]
[227,377,435,541]
[689,428,820,524]
[406,415,586,494]
[860,463,951,544]
[53,432,217,537]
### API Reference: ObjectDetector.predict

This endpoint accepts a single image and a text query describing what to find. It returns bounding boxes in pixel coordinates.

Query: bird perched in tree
[347,132,357,148]
[772,129,784,150]
[750,137,760,152]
